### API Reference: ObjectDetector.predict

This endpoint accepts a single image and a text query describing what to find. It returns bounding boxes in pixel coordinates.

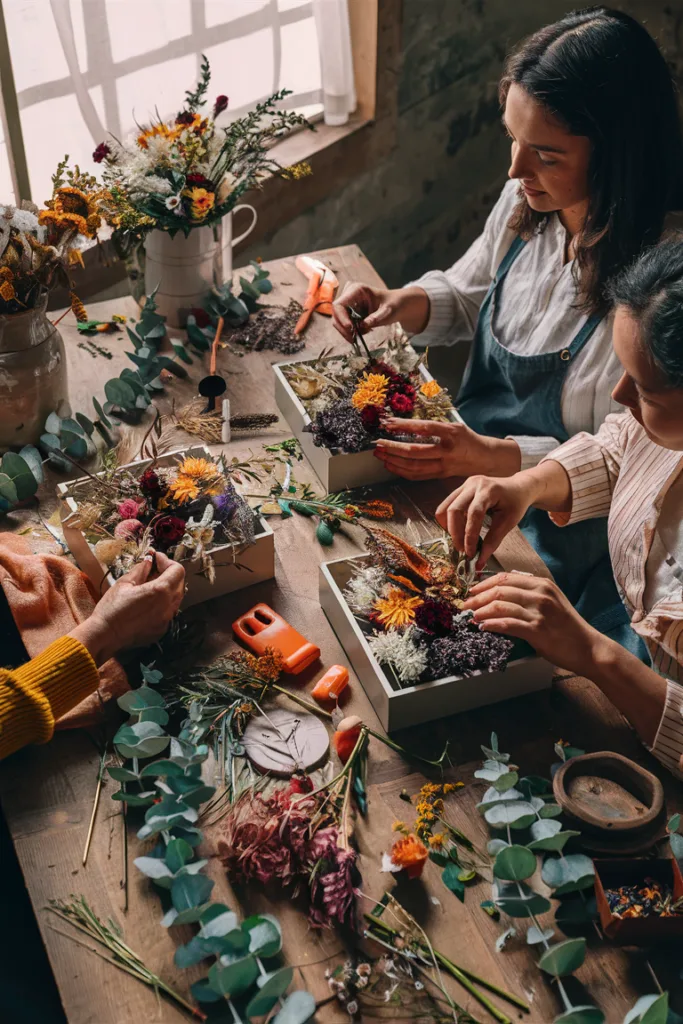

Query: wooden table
[1,246,681,1024]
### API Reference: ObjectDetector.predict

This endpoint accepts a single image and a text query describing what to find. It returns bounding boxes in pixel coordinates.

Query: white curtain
[2,0,357,203]
[312,0,356,126]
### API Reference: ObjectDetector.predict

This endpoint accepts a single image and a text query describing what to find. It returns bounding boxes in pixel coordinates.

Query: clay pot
[0,295,70,447]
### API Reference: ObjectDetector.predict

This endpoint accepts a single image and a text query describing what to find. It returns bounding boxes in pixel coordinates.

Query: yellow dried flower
[70,292,88,322]
[351,372,389,411]
[420,379,442,398]
[0,279,16,302]
[443,782,463,793]
[185,186,215,221]
[372,588,423,628]
[428,833,445,849]
[392,820,407,832]
[168,475,200,504]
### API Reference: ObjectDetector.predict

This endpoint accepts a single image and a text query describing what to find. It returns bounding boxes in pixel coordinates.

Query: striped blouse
[545,413,683,779]
[412,180,624,469]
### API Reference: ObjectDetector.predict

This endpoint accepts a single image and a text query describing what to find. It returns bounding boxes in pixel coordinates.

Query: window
[0,0,358,205]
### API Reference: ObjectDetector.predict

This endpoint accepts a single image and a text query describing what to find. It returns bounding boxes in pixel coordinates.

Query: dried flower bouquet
[62,448,257,584]
[343,526,514,688]
[282,327,456,455]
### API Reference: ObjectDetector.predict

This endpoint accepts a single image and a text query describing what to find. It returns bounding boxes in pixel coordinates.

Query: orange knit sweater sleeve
[0,637,99,760]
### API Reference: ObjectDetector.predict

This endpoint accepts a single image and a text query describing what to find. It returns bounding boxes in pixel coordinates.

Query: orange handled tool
[232,603,321,674]
[294,256,339,335]
[311,665,349,703]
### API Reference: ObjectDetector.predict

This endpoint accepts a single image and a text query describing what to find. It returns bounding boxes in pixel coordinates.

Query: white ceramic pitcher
[143,205,258,327]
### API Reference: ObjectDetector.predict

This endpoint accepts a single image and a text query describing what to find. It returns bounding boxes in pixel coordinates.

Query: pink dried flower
[114,518,144,540]
[117,498,143,519]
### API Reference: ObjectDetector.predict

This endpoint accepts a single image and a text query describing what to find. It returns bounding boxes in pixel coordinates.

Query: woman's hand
[374,420,521,483]
[332,282,431,341]
[436,473,536,565]
[463,573,601,678]
[71,552,186,665]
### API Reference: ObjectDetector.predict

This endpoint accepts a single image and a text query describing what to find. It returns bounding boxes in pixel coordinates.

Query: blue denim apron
[456,236,646,656]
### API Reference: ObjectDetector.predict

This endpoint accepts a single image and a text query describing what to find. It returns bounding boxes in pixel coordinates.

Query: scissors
[294,256,339,335]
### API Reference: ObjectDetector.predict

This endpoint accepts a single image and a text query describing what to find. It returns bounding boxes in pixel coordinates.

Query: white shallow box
[57,445,275,609]
[273,355,463,492]
[319,550,552,732]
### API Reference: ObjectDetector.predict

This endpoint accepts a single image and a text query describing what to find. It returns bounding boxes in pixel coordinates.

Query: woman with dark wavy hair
[333,6,683,655]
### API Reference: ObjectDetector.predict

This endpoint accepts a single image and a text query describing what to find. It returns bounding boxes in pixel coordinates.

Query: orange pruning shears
[294,255,339,336]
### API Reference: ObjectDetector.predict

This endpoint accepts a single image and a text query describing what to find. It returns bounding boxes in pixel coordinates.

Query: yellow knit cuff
[0,637,99,757]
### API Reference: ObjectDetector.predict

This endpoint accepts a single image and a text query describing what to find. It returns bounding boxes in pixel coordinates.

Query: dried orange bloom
[372,588,423,628]
[420,379,442,398]
[443,782,464,793]
[351,372,389,411]
[168,475,200,503]
[428,833,445,849]
[391,833,429,879]
[359,499,394,520]
[387,573,423,594]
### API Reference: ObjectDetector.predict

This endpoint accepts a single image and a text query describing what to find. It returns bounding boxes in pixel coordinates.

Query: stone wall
[241,1,683,288]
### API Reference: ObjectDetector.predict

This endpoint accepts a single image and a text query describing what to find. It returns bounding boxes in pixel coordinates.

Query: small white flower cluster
[367,625,428,684]
[344,563,387,614]
[324,960,370,1019]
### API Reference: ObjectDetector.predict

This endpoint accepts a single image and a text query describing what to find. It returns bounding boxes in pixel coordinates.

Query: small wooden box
[319,549,552,732]
[594,858,683,943]
[56,445,275,609]
[273,355,463,492]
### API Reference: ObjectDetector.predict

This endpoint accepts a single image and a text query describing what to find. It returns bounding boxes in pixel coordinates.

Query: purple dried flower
[309,846,357,929]
[213,489,238,522]
[425,620,513,678]
[414,597,453,635]
[307,399,370,454]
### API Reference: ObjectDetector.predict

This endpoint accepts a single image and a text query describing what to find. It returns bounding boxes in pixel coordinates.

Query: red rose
[213,95,229,117]
[175,110,195,125]
[152,516,186,548]
[92,142,110,163]
[389,392,415,416]
[360,404,382,430]
[188,307,211,328]
[185,173,213,189]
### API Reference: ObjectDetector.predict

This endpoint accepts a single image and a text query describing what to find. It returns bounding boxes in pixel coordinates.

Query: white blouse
[412,179,623,469]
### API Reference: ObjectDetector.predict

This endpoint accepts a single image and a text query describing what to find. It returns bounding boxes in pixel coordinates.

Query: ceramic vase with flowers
[94,56,312,327]
[0,178,107,446]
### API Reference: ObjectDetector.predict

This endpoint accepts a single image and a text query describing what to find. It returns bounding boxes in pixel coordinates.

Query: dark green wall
[241,1,683,287]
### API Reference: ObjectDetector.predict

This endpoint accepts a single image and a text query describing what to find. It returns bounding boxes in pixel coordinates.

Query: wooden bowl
[553,752,665,854]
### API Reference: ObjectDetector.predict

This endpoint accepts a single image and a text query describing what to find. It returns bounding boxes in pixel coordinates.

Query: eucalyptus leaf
[45,411,62,434]
[111,790,156,806]
[171,873,214,912]
[170,903,214,926]
[528,830,581,852]
[494,881,552,918]
[542,854,595,895]
[670,832,683,862]
[208,955,258,998]
[477,786,524,810]
[133,856,174,881]
[198,904,240,939]
[107,766,139,783]
[92,395,112,428]
[531,818,563,840]
[493,845,537,881]
[190,978,223,1004]
[165,838,194,873]
[485,800,537,830]
[61,431,88,458]
[487,839,510,856]
[494,771,520,793]
[2,453,38,499]
[273,990,317,1024]
[139,758,187,778]
[668,813,681,834]
[538,937,587,977]
[174,935,226,968]
[242,913,283,957]
[105,378,136,408]
[0,474,18,504]
[138,706,169,726]
[246,967,294,1017]
[442,862,465,901]
[117,686,166,713]
[539,803,563,819]
[554,1007,605,1024]
[527,924,554,945]
[18,445,44,484]
[624,994,669,1024]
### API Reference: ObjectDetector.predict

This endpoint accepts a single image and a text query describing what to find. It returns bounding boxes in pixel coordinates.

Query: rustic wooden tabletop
[1,245,681,1024]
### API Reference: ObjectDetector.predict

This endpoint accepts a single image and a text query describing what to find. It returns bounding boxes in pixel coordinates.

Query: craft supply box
[319,549,552,732]
[594,858,683,943]
[273,354,464,492]
[57,445,274,609]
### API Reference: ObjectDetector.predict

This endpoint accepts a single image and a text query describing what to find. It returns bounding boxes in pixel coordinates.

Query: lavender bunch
[306,399,370,453]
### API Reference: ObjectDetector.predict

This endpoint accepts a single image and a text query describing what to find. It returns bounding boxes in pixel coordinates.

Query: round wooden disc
[242,709,330,777]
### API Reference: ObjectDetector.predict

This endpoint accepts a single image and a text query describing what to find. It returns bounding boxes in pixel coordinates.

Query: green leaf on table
[246,967,294,1018]
[273,990,317,1024]
[555,896,597,932]
[208,955,258,998]
[542,854,595,895]
[493,845,537,882]
[174,934,226,968]
[242,913,283,957]
[75,412,95,436]
[18,445,44,484]
[477,786,524,810]
[518,775,553,798]
[442,862,465,901]
[169,902,213,926]
[528,830,581,853]
[111,790,156,806]
[92,396,112,429]
[107,765,139,783]
[117,686,166,712]
[667,813,681,833]
[429,850,449,867]
[2,453,39,499]
[487,839,509,856]
[190,979,223,1004]
[133,856,174,881]
[485,800,537,830]
[531,819,563,839]
[0,473,18,504]
[527,924,554,945]
[494,771,519,793]
[539,803,563,819]
[165,838,194,873]
[624,993,669,1024]
[670,832,683,862]
[105,377,136,408]
[138,706,169,726]
[198,904,240,939]
[113,720,170,759]
[138,758,186,778]
[494,881,552,918]
[539,937,587,977]
[45,411,62,434]
[62,431,88,458]
[171,872,214,912]
[170,339,193,364]
[554,1007,605,1024]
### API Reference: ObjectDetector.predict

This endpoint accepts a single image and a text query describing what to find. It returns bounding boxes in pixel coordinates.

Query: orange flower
[372,588,423,628]
[168,475,200,504]
[391,833,429,879]
[351,372,389,411]
[333,715,363,764]
[186,186,215,221]
[420,379,442,398]
[359,499,394,520]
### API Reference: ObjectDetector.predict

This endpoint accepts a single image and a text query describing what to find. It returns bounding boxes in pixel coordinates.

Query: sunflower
[420,379,442,398]
[137,121,183,149]
[351,372,389,411]
[372,588,423,628]
[176,456,222,484]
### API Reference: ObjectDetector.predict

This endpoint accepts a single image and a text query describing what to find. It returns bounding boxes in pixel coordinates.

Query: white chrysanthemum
[367,625,428,684]
[344,564,386,614]
[131,174,173,198]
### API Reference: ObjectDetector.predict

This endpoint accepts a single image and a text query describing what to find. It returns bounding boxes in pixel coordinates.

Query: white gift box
[319,549,552,732]
[273,355,463,492]
[56,445,274,609]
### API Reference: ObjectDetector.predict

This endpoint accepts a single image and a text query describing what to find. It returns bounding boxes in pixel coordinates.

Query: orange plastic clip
[311,665,349,703]
[232,603,321,674]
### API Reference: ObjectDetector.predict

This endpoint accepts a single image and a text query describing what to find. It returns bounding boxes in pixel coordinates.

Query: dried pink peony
[117,498,143,519]
[114,518,144,540]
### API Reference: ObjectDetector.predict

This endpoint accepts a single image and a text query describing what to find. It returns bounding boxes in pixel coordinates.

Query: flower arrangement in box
[62,450,257,584]
[282,327,455,455]
[93,55,311,249]
[344,526,514,687]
